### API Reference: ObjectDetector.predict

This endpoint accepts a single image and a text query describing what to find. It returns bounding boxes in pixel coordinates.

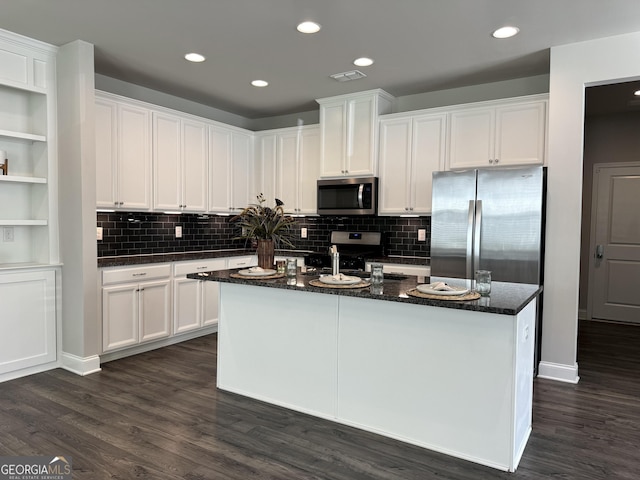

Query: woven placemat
[406,288,481,301]
[230,272,286,280]
[308,279,371,289]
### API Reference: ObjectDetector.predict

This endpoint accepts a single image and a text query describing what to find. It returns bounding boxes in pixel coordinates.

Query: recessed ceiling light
[492,26,520,39]
[184,52,206,62]
[251,80,269,87]
[354,57,374,67]
[297,21,321,34]
[634,90,640,96]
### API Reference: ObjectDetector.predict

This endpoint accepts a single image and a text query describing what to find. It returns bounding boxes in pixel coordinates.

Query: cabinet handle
[196,266,209,270]
[132,272,147,277]
[494,158,499,164]
[488,159,493,164]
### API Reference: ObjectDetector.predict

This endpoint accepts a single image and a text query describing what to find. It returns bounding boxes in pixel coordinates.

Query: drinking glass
[475,270,491,296]
[370,263,384,294]
[286,258,297,285]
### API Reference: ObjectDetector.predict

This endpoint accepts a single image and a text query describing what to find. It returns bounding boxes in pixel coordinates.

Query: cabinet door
[298,126,320,214]
[209,125,232,213]
[255,134,277,206]
[153,112,181,211]
[348,96,377,176]
[182,119,208,212]
[319,101,346,177]
[96,99,118,208]
[139,280,171,342]
[231,131,252,210]
[0,270,56,374]
[378,117,412,215]
[118,104,151,209]
[411,114,446,214]
[277,131,298,213]
[174,277,202,334]
[448,107,494,170]
[494,101,546,166]
[202,280,220,327]
[103,284,139,352]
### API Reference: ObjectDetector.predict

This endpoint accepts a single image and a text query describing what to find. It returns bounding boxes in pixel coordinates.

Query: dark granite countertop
[98,250,430,268]
[97,249,311,268]
[367,255,430,266]
[189,268,541,316]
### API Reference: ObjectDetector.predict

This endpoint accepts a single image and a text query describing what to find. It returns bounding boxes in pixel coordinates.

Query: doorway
[580,81,640,324]
[587,163,640,323]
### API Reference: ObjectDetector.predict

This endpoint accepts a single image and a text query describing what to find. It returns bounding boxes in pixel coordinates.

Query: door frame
[586,161,640,321]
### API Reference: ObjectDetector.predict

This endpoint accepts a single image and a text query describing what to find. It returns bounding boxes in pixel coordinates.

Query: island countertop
[188,268,541,316]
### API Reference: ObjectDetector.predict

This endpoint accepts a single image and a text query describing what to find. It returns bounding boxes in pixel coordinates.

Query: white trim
[60,352,102,376]
[537,361,580,384]
[100,325,217,363]
[578,308,588,320]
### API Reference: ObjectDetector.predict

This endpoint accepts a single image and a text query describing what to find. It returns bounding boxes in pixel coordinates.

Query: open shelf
[0,219,47,226]
[0,129,46,143]
[0,175,46,184]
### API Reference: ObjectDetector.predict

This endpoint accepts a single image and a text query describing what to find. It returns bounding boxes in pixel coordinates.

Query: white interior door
[590,163,640,323]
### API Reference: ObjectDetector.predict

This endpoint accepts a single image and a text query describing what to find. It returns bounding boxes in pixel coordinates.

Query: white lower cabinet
[366,262,430,277]
[173,259,226,334]
[0,268,57,376]
[100,255,260,358]
[102,264,171,352]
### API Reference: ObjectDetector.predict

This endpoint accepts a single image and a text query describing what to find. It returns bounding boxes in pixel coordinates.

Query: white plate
[319,275,362,285]
[416,283,469,296]
[238,268,277,277]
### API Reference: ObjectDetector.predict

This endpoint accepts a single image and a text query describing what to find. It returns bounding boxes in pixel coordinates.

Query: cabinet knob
[488,159,494,164]
[494,158,500,164]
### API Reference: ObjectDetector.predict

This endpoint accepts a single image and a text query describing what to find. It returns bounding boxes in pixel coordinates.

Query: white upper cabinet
[209,125,253,213]
[317,89,393,178]
[96,93,151,210]
[153,111,207,212]
[254,133,277,206]
[278,125,320,214]
[255,125,320,214]
[448,96,547,170]
[378,113,446,215]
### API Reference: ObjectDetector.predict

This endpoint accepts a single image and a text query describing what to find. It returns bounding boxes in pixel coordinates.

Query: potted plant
[232,194,297,269]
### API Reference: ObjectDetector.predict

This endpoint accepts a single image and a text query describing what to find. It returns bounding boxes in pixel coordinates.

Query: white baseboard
[60,352,102,376]
[578,308,588,320]
[537,361,580,384]
[100,325,217,364]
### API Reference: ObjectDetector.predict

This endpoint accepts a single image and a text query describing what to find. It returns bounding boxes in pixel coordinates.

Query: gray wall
[580,111,640,313]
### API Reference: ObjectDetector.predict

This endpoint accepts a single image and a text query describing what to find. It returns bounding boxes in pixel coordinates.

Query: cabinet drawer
[102,264,171,285]
[174,258,226,276]
[227,256,257,269]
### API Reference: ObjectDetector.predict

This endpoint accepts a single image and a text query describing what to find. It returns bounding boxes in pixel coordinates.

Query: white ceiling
[3,0,640,119]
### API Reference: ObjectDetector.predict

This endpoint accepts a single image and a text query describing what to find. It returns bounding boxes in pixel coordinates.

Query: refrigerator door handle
[474,200,483,274]
[466,200,475,278]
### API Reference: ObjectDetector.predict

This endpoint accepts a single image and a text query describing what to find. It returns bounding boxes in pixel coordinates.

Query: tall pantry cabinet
[0,29,59,381]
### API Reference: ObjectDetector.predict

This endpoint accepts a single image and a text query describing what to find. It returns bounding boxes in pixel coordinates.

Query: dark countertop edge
[98,250,430,268]
[190,269,542,316]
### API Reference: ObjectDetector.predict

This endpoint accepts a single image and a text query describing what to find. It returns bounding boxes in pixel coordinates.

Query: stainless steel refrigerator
[431,166,546,375]
[431,166,545,284]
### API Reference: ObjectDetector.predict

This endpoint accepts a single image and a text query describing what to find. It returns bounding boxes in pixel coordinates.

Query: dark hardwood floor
[1,320,639,479]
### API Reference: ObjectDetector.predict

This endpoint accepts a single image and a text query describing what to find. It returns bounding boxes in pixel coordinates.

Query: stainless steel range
[303,231,384,273]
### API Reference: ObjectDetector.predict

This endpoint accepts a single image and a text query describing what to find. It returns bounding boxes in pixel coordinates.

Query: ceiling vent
[330,70,367,82]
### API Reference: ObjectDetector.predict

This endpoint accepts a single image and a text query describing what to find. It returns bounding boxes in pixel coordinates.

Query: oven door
[317,177,377,215]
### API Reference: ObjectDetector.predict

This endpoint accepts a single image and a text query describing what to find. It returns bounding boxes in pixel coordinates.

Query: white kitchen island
[193,270,540,472]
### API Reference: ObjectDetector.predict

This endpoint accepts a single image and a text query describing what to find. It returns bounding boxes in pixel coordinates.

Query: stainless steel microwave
[317,177,378,215]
